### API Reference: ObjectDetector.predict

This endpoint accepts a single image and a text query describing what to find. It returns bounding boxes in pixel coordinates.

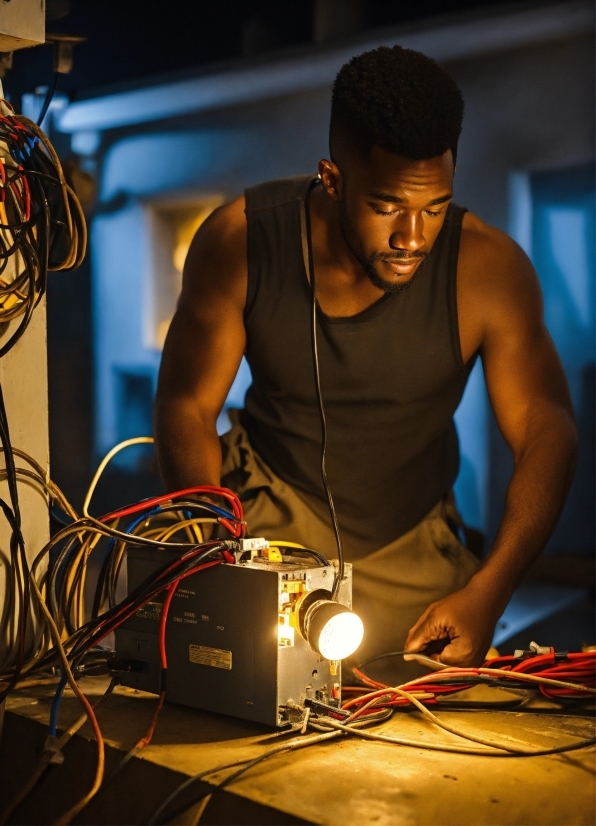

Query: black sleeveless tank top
[242,174,474,558]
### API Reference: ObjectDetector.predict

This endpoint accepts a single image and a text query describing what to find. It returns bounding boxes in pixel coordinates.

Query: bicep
[156,198,247,422]
[158,305,246,420]
[480,246,574,456]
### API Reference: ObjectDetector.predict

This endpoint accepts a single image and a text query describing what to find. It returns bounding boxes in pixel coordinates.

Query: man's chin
[366,267,418,294]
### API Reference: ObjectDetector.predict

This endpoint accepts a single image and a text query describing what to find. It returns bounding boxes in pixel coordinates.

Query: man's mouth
[381,258,422,275]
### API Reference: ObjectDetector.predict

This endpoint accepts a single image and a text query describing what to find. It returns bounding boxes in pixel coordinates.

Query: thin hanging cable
[305,190,344,599]
[36,73,59,127]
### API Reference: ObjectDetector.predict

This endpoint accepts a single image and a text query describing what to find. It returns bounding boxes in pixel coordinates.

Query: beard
[338,199,429,294]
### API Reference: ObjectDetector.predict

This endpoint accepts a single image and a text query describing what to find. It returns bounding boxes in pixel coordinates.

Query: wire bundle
[1,474,246,685]
[0,444,249,825]
[145,650,596,825]
[0,100,87,714]
[342,649,596,719]
[0,101,86,354]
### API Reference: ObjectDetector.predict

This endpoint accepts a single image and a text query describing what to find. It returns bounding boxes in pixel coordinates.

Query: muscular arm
[154,197,248,491]
[407,222,578,665]
[468,239,576,602]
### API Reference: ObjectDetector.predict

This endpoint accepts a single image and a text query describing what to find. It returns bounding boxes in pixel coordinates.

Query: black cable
[0,380,30,702]
[0,105,87,711]
[305,188,344,599]
[277,546,330,567]
[68,544,228,665]
[146,730,341,825]
[36,73,59,127]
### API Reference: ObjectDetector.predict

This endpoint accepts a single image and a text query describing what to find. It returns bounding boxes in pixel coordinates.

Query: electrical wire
[313,715,596,757]
[36,73,59,127]
[304,185,344,599]
[148,664,595,826]
[49,673,67,736]
[0,96,86,713]
[146,729,342,825]
[0,677,116,826]
[83,436,155,517]
[268,541,330,567]
[1,437,593,824]
[0,437,247,824]
[0,102,86,339]
[103,557,225,786]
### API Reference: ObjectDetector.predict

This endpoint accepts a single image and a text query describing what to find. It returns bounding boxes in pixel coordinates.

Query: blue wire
[104,507,162,558]
[49,673,67,737]
[192,501,236,520]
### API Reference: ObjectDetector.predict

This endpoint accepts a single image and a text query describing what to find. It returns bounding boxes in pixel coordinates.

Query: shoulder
[246,174,317,211]
[188,194,247,261]
[181,194,247,308]
[458,210,544,338]
[459,211,533,279]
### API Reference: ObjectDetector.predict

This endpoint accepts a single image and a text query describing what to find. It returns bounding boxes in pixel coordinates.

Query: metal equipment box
[114,548,352,727]
[0,0,45,51]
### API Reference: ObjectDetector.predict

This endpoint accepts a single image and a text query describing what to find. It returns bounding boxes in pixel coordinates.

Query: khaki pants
[221,411,479,682]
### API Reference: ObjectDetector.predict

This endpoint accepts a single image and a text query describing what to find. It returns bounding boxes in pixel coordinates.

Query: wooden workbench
[0,677,594,825]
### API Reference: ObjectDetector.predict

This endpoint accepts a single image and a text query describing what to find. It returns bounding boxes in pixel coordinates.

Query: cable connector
[222,537,269,563]
[240,537,269,554]
[304,697,350,721]
[239,537,269,562]
[529,641,553,656]
[43,735,64,765]
[514,641,555,659]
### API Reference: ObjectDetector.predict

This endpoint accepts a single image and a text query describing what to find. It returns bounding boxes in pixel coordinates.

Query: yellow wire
[155,518,210,544]
[268,541,306,549]
[83,437,154,517]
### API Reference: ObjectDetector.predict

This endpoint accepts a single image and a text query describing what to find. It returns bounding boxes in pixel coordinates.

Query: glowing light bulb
[297,591,364,660]
[317,609,364,661]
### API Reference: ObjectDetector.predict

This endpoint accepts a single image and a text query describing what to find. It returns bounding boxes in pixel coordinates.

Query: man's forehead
[352,146,454,190]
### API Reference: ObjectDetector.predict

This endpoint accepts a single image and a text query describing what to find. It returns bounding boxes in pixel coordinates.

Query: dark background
[9,0,519,106]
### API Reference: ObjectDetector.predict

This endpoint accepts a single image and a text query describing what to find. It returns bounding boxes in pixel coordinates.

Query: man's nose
[389,212,425,251]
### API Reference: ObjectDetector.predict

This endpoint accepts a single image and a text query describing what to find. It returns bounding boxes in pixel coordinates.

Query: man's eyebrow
[368,192,453,206]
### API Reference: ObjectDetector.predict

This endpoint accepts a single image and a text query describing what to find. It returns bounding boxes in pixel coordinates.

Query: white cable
[83,437,154,517]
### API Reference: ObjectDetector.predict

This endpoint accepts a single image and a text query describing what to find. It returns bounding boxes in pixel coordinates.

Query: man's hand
[405,581,502,667]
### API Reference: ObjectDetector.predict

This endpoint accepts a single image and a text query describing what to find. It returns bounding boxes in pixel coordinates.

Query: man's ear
[318,158,342,203]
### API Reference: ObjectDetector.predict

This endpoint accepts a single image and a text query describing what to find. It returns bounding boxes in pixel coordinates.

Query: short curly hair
[330,45,464,165]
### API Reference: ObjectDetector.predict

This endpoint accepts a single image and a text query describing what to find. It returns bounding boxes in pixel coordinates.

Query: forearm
[468,409,577,614]
[154,398,223,492]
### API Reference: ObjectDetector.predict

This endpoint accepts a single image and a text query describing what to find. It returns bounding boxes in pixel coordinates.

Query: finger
[404,606,435,650]
[405,613,447,653]
[438,637,475,668]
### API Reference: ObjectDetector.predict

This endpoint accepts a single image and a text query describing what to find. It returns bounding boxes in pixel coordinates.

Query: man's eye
[372,206,397,216]
[424,210,442,217]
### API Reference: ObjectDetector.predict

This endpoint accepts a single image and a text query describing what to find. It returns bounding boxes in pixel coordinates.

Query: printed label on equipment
[189,644,232,670]
[136,602,162,620]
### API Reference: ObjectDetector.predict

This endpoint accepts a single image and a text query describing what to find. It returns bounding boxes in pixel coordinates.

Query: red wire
[134,690,166,751]
[157,559,221,670]
[20,171,30,222]
[343,651,596,714]
[101,485,243,523]
[85,549,223,651]
[100,486,245,537]
[125,558,225,755]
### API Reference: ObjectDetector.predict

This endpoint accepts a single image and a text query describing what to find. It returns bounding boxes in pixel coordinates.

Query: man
[155,46,576,676]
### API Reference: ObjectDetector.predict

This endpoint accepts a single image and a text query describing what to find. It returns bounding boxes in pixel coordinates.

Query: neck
[308,183,367,286]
